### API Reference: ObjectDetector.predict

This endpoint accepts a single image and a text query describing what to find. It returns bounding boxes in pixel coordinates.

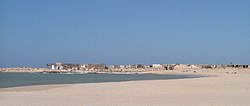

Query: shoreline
[1,69,250,106]
[0,72,205,90]
[2,68,249,91]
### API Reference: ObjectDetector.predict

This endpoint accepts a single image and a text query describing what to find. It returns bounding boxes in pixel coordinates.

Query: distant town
[47,63,249,70]
[1,63,249,74]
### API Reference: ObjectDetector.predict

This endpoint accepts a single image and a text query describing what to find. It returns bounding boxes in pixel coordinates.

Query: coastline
[1,69,250,106]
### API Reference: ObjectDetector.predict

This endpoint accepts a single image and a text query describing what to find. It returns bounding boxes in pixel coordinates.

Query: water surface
[0,72,201,88]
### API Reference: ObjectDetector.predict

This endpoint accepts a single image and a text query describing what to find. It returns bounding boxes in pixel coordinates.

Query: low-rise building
[151,64,163,68]
[47,63,64,70]
[119,65,125,68]
[88,64,107,70]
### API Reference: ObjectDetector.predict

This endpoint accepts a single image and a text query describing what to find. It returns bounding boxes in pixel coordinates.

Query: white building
[152,64,163,68]
[47,63,64,70]
[119,65,125,68]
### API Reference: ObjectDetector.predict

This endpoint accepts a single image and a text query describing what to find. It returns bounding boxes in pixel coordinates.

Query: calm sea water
[0,72,201,88]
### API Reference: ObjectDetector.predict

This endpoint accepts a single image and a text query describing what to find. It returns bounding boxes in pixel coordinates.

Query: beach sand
[1,69,250,106]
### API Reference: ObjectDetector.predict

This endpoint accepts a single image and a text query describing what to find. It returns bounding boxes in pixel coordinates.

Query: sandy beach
[2,0,249,105]
[1,69,250,106]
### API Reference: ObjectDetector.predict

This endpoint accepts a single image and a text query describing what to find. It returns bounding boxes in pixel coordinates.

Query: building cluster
[47,63,107,70]
[47,63,249,71]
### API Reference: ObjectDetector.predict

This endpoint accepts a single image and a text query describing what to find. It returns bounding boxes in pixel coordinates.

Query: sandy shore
[1,69,250,106]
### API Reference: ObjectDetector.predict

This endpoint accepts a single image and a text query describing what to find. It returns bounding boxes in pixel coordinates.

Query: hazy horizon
[1,0,250,67]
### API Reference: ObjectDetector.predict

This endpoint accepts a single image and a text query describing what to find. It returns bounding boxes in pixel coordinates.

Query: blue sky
[1,0,250,67]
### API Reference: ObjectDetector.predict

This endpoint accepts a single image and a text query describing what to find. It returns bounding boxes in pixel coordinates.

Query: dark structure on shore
[226,64,248,68]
